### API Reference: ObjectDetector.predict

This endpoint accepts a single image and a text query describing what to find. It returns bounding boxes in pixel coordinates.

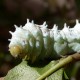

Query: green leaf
[4,61,40,80]
[4,60,68,80]
[63,71,69,80]
[46,68,64,80]
[35,60,58,75]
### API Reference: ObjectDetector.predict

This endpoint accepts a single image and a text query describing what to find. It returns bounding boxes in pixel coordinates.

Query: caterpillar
[8,19,80,62]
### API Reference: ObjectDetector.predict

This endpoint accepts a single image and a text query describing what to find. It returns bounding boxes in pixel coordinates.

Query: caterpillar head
[9,45,22,57]
[8,25,29,58]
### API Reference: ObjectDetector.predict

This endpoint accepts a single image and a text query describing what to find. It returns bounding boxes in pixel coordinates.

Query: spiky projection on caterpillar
[8,19,80,62]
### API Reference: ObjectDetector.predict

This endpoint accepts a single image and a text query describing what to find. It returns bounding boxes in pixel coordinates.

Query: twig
[36,53,80,80]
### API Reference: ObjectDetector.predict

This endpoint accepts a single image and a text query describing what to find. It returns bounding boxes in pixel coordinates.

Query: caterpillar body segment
[9,19,80,62]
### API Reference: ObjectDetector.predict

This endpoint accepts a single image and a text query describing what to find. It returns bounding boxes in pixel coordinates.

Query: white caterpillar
[9,19,80,62]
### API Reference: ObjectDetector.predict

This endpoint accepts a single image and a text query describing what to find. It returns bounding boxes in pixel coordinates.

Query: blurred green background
[0,0,80,80]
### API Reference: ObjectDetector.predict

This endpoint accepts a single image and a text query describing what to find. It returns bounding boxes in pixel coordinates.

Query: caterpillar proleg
[9,19,80,62]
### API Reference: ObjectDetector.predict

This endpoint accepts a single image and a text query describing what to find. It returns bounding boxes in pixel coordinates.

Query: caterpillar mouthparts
[8,19,80,62]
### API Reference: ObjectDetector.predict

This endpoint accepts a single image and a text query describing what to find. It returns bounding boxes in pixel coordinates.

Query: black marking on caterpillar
[8,19,80,62]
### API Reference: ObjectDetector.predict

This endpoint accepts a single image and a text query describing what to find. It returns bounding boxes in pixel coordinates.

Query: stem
[36,56,73,80]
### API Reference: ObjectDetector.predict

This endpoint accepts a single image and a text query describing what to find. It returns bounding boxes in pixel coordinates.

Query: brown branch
[0,77,4,80]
